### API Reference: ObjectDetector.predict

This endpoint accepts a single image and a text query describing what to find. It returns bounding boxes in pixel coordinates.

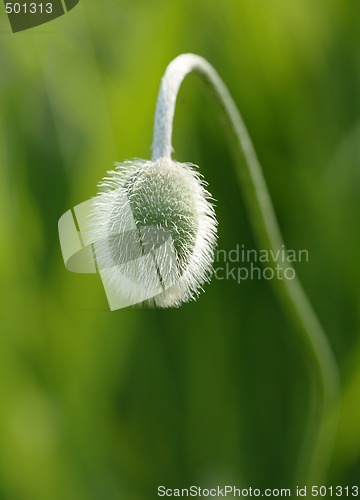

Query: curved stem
[152,53,340,487]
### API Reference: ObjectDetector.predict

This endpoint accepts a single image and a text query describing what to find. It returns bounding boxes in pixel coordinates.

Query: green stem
[152,53,340,487]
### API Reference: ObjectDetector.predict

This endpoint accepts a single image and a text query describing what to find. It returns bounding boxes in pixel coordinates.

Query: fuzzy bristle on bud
[88,158,217,308]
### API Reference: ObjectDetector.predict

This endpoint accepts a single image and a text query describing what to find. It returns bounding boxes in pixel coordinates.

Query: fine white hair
[88,158,217,308]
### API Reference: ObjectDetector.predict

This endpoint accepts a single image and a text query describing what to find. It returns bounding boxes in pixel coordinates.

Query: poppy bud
[88,157,217,307]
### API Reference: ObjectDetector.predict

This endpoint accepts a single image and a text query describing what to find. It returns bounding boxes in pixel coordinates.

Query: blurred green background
[0,0,360,498]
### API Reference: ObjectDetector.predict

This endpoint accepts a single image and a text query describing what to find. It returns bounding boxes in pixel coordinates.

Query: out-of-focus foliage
[0,0,359,498]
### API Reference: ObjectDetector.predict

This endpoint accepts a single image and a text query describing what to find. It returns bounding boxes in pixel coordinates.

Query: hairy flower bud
[88,157,217,307]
